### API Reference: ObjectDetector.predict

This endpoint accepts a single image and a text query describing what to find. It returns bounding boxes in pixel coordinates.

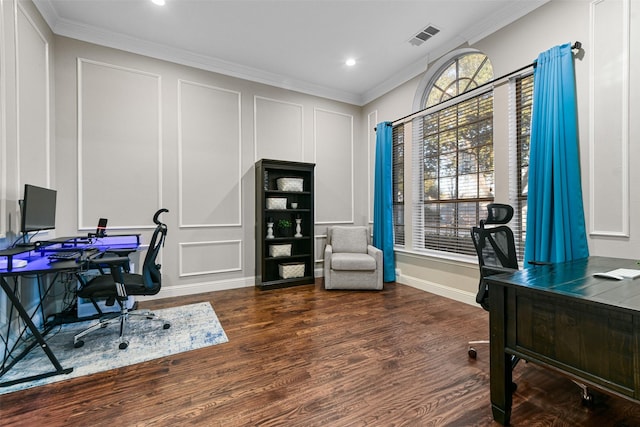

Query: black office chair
[468,203,593,404]
[74,209,171,350]
[468,203,518,359]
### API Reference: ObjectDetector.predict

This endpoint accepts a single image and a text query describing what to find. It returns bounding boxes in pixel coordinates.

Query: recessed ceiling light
[151,0,165,5]
[345,58,356,67]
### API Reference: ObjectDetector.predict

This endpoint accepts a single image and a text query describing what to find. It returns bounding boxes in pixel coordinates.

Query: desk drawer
[511,291,636,397]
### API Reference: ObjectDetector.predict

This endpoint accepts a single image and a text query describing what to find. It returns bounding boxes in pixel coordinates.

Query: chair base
[467,340,489,359]
[467,339,593,404]
[74,306,170,350]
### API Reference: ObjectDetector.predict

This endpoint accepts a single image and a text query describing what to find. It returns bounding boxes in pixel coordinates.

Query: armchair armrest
[367,245,383,266]
[324,244,333,269]
[324,244,333,288]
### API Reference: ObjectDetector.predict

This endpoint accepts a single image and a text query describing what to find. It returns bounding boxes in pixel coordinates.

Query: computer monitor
[20,184,57,233]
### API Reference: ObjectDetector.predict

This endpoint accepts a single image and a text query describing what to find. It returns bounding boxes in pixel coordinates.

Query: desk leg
[0,277,73,387]
[490,282,512,425]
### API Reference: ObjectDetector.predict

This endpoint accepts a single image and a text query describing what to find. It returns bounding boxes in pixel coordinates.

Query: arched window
[424,53,493,107]
[411,52,494,256]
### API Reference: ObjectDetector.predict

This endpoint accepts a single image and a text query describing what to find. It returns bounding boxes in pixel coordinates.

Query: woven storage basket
[279,262,305,279]
[276,177,303,192]
[269,244,292,257]
[266,197,287,209]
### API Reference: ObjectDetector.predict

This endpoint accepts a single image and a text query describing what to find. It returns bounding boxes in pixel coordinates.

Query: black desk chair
[469,203,593,404]
[468,203,518,360]
[74,209,170,350]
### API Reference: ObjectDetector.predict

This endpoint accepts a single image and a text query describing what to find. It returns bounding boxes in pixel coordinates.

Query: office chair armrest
[88,252,130,265]
[89,254,131,265]
[87,252,131,272]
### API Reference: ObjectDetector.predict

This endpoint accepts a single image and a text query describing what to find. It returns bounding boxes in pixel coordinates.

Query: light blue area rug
[0,302,228,395]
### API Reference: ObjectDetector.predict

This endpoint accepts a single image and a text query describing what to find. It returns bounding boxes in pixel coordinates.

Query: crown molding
[33,0,551,107]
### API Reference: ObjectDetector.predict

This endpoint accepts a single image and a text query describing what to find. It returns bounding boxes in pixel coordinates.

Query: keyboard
[48,251,82,261]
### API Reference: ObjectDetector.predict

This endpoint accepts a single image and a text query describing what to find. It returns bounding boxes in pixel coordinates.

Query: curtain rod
[375,41,582,131]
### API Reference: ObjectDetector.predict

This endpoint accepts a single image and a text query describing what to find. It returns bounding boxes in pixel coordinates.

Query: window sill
[393,246,478,267]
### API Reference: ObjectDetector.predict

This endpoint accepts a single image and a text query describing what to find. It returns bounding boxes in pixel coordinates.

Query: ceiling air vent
[409,25,440,46]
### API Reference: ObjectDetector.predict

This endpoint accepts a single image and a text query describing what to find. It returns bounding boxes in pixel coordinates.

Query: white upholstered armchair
[323,226,383,290]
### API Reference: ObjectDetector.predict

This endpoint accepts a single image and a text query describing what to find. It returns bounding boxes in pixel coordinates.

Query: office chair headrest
[153,208,169,225]
[481,203,513,226]
[152,208,169,242]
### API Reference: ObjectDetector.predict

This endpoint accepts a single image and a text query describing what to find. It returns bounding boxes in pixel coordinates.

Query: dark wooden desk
[487,256,640,425]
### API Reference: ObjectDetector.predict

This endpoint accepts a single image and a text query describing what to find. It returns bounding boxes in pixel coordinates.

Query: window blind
[412,89,494,256]
[392,125,405,246]
[508,73,533,261]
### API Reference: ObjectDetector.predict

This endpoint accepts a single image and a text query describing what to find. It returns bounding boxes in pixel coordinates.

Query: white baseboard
[140,276,254,300]
[148,268,327,301]
[396,272,478,307]
[139,270,477,308]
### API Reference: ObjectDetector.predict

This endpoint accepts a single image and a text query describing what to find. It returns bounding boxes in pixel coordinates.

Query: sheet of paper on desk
[0,259,28,269]
[593,268,640,280]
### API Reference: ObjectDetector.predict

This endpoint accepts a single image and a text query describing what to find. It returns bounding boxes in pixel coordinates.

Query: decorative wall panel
[178,80,241,227]
[17,3,50,192]
[179,240,242,277]
[254,96,303,162]
[78,59,161,228]
[589,0,630,236]
[314,108,353,224]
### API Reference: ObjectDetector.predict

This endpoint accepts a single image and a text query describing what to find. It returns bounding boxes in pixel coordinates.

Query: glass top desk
[0,234,140,387]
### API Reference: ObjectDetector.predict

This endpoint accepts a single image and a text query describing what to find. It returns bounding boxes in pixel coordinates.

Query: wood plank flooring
[2,281,640,426]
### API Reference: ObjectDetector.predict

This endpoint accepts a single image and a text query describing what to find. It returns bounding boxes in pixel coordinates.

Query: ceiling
[33,0,549,106]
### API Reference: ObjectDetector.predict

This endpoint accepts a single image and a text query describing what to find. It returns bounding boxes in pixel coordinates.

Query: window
[412,53,494,256]
[425,53,493,107]
[392,125,404,246]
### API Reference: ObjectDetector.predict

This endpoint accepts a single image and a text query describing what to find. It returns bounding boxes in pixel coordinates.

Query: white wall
[52,35,369,298]
[364,0,640,305]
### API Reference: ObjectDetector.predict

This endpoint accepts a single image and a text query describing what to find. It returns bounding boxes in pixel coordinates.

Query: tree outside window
[416,53,494,256]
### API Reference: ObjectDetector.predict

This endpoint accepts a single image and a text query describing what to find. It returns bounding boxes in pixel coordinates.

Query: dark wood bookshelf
[255,159,315,290]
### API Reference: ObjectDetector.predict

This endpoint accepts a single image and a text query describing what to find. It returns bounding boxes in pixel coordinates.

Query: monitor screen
[21,184,57,233]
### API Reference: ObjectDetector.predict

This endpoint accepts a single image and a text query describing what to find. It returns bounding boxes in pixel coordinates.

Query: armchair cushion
[331,252,376,271]
[330,226,368,253]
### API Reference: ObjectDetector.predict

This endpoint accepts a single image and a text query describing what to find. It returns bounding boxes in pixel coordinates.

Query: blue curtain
[373,122,396,282]
[524,43,589,265]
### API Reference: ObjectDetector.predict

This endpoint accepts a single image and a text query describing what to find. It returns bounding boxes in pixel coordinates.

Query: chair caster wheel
[581,393,594,407]
[119,341,129,350]
[468,348,477,359]
[511,382,518,393]
[74,340,84,348]
[163,322,171,329]
[100,323,108,328]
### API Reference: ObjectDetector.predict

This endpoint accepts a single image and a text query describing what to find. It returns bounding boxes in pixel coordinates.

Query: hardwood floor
[2,281,640,426]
